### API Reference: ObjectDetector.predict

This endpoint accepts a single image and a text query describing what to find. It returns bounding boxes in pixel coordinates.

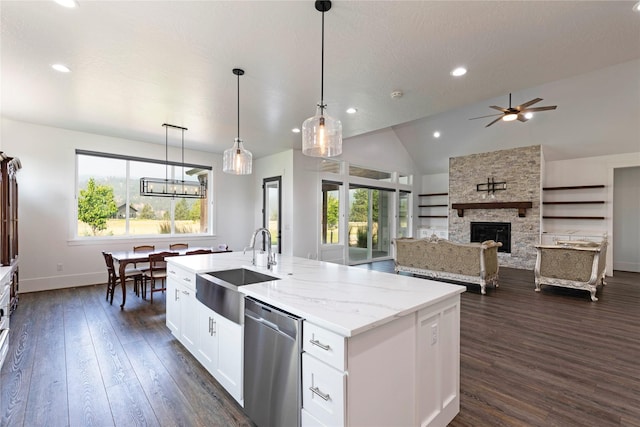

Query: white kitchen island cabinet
[167,252,465,427]
[300,297,460,427]
[166,261,244,405]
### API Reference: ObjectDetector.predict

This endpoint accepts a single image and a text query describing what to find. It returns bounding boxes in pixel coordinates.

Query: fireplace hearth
[470,222,511,253]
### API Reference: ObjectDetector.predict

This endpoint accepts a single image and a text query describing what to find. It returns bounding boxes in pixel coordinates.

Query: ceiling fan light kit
[223,68,253,175]
[302,0,343,158]
[470,93,557,127]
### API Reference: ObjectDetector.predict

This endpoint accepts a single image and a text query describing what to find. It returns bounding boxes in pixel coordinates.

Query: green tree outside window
[78,178,118,235]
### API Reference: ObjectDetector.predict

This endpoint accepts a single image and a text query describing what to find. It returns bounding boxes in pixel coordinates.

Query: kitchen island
[167,252,465,427]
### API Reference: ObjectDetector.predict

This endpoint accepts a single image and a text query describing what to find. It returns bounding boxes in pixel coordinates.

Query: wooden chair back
[133,245,155,253]
[170,243,189,250]
[185,249,214,255]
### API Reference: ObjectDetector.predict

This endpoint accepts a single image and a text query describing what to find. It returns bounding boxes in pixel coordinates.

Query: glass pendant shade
[223,138,252,175]
[302,106,342,157]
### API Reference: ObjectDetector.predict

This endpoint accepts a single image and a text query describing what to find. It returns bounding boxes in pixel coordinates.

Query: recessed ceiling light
[292,128,301,133]
[433,131,441,138]
[51,63,71,73]
[346,107,357,114]
[450,67,467,77]
[53,0,78,8]
[524,112,534,120]
[633,1,640,12]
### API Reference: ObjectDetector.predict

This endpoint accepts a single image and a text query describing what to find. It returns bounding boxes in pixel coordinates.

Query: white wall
[342,127,421,175]
[1,118,253,292]
[613,167,640,272]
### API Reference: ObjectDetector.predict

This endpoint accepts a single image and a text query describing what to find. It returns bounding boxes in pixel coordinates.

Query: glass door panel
[348,187,391,264]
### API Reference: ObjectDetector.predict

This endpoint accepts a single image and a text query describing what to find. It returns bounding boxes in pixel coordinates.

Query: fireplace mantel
[451,201,533,218]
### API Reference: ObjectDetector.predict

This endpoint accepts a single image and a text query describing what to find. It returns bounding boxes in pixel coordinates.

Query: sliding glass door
[348,186,392,264]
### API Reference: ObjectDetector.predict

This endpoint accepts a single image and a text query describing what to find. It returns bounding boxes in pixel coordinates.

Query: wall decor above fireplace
[476,177,506,194]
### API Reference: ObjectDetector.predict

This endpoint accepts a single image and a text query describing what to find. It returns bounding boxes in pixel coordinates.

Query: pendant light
[223,68,253,175]
[140,124,207,199]
[302,0,342,158]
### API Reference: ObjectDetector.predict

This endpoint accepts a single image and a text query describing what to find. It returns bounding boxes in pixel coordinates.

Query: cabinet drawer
[301,408,327,427]
[303,322,346,371]
[167,264,195,290]
[302,353,345,427]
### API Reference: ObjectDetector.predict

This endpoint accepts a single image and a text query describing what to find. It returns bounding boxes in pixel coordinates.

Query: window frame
[74,149,213,240]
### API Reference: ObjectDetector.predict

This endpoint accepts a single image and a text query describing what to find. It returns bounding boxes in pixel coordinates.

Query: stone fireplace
[448,145,541,269]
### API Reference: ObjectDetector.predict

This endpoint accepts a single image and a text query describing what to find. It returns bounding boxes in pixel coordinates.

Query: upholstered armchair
[534,239,607,302]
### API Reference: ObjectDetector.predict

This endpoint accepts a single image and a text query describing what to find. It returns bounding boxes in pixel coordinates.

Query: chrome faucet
[248,227,277,270]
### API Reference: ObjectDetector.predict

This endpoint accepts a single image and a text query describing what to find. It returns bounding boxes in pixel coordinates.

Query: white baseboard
[613,261,640,273]
[21,272,105,293]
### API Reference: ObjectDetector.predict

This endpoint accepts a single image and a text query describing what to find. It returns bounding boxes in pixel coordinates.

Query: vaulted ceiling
[2,1,639,174]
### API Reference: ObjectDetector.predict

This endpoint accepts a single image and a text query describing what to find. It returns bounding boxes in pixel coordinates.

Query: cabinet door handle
[310,339,331,351]
[169,270,176,274]
[309,386,331,401]
[208,317,213,334]
[182,290,190,296]
[184,277,191,282]
[211,318,216,336]
[175,289,179,301]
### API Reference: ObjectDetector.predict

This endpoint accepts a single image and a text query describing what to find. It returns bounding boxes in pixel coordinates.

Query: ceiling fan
[470,93,557,127]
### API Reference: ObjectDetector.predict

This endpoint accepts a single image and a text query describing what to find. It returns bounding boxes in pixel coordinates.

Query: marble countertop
[168,252,465,337]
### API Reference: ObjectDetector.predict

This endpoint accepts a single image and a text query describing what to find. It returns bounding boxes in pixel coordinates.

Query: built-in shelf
[542,184,606,220]
[543,201,605,205]
[543,216,605,220]
[419,193,449,221]
[542,185,605,191]
[451,201,533,218]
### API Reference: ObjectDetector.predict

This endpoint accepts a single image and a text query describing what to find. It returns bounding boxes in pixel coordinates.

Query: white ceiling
[2,1,640,174]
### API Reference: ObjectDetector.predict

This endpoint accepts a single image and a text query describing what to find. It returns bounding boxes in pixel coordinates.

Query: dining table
[110,247,226,309]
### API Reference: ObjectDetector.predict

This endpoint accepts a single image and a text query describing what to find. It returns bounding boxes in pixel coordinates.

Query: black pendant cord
[181,128,185,182]
[165,124,169,181]
[320,8,325,114]
[237,71,240,145]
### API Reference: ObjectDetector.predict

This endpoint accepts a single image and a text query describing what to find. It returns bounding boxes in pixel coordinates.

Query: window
[321,180,342,244]
[398,190,411,238]
[76,151,211,238]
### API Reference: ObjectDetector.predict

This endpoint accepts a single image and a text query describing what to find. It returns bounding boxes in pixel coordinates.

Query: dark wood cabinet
[1,153,20,313]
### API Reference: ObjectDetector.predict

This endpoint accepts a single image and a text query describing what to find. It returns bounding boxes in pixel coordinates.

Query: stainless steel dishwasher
[244,296,302,427]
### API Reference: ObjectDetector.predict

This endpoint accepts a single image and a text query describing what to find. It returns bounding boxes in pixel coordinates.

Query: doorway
[613,166,640,272]
[347,186,392,264]
[263,176,282,254]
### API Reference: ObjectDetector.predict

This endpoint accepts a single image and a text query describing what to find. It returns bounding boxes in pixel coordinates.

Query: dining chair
[142,251,179,303]
[185,248,214,255]
[169,243,189,250]
[132,244,155,279]
[102,251,142,305]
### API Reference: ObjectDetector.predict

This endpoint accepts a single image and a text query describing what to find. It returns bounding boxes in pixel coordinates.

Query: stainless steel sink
[196,268,280,324]
[204,268,278,287]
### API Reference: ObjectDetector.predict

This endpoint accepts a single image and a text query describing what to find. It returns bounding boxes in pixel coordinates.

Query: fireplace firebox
[470,222,511,253]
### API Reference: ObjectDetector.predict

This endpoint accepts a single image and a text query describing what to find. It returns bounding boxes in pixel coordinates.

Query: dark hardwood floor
[2,264,639,426]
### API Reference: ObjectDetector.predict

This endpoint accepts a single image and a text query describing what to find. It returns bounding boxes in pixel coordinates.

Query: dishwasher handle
[245,310,280,332]
[245,296,301,341]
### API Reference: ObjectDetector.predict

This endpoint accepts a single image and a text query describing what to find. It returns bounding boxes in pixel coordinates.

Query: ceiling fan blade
[490,105,508,112]
[485,116,503,127]
[523,105,557,112]
[469,113,503,120]
[517,115,529,122]
[517,98,543,109]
